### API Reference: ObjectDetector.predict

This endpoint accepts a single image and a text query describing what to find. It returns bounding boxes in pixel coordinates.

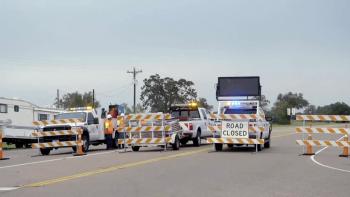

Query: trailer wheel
[172,136,180,150]
[131,146,140,152]
[215,143,223,151]
[40,148,51,155]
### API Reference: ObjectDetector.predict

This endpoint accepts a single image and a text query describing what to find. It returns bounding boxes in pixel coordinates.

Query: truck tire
[264,130,271,148]
[193,130,201,147]
[40,148,51,155]
[172,136,180,150]
[15,143,24,149]
[132,146,140,152]
[82,134,90,152]
[180,139,188,146]
[113,132,119,149]
[215,143,223,151]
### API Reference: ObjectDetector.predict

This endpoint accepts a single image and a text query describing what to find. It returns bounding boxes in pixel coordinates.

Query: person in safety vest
[104,114,114,150]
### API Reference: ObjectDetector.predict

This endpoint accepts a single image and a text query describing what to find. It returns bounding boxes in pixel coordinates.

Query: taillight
[189,123,193,130]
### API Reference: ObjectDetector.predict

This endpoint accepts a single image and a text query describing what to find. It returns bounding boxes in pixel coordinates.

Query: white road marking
[0,187,19,191]
[0,150,118,170]
[310,136,350,173]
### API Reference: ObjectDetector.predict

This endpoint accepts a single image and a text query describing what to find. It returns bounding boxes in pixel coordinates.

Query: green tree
[304,105,317,114]
[271,92,309,124]
[316,102,350,115]
[55,91,100,109]
[122,103,145,114]
[196,97,213,111]
[140,74,197,112]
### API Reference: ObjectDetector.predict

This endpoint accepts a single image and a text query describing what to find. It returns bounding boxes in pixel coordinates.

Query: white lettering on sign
[221,121,249,139]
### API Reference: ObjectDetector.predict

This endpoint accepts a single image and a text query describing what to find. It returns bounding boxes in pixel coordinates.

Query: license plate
[221,121,249,139]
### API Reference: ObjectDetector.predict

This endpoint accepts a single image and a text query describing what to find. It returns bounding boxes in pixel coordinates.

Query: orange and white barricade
[0,120,11,160]
[32,119,85,156]
[296,115,350,157]
[207,113,269,152]
[117,113,182,151]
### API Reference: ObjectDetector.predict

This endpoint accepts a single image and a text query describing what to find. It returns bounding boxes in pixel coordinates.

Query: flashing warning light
[188,102,198,107]
[231,101,241,106]
[69,106,93,111]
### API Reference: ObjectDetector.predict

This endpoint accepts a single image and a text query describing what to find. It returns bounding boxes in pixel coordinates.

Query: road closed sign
[221,121,249,139]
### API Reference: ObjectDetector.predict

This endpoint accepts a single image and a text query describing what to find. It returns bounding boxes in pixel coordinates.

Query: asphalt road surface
[1,125,349,197]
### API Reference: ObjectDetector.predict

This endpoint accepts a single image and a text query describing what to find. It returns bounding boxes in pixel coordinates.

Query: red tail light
[189,123,193,130]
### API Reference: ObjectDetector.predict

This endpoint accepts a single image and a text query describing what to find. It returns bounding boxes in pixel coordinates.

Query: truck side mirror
[266,117,273,122]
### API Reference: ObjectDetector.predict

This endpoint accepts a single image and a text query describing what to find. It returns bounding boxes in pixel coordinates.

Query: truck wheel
[215,143,223,151]
[15,143,24,149]
[72,146,77,152]
[82,134,90,152]
[172,136,180,150]
[193,130,201,147]
[131,146,140,152]
[40,148,51,155]
[180,139,188,146]
[264,131,271,148]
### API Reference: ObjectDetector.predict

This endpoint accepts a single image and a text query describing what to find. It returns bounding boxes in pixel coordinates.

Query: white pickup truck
[36,107,122,155]
[169,103,211,146]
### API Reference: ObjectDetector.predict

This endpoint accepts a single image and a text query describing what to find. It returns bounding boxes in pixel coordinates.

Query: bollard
[0,127,9,160]
[303,134,315,156]
[74,128,86,156]
[339,135,349,157]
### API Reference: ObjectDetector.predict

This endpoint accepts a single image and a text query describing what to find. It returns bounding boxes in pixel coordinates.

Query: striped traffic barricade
[32,118,83,127]
[207,114,270,152]
[0,120,11,160]
[31,128,85,156]
[0,127,10,160]
[117,113,182,152]
[296,115,350,157]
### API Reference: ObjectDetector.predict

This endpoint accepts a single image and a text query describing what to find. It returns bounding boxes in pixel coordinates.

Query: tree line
[54,74,350,124]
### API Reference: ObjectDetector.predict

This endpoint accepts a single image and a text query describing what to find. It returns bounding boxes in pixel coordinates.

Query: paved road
[0,125,349,197]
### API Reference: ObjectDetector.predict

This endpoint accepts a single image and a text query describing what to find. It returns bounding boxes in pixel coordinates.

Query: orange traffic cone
[74,128,86,156]
[0,128,9,160]
[339,135,349,157]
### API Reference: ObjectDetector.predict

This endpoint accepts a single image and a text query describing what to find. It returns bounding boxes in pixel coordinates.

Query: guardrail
[296,115,350,157]
[117,113,181,152]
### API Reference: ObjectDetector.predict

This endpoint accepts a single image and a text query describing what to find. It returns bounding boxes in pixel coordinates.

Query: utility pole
[92,89,95,108]
[56,89,60,109]
[127,67,142,113]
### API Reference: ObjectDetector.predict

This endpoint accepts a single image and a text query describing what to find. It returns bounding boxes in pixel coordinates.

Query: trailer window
[38,114,49,121]
[14,105,19,112]
[0,104,7,113]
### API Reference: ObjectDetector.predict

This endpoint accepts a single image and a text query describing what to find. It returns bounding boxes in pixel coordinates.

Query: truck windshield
[171,110,200,120]
[55,112,86,121]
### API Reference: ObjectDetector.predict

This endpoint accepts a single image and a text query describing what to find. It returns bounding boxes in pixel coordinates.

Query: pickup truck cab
[169,103,210,146]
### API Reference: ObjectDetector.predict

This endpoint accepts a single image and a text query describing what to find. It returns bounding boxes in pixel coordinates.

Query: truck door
[199,109,209,136]
[87,112,98,141]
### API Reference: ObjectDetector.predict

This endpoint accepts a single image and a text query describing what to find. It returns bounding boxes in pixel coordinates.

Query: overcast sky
[1,0,349,109]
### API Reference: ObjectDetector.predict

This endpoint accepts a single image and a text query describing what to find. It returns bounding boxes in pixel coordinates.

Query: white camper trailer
[0,97,64,148]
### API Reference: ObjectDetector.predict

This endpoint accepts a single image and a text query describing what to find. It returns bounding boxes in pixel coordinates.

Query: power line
[127,67,142,113]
